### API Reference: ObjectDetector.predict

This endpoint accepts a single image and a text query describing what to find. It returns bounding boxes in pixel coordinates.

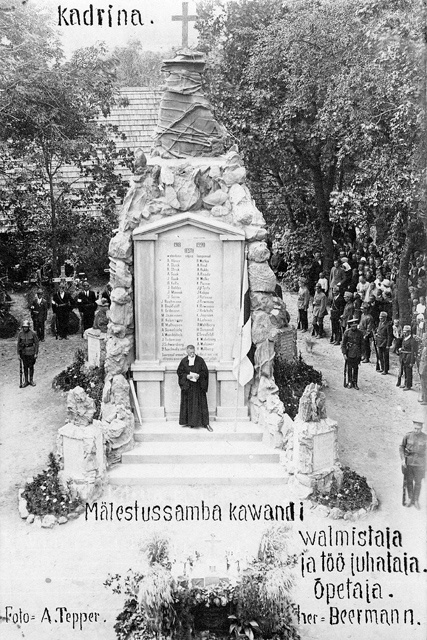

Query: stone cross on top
[172,1,196,48]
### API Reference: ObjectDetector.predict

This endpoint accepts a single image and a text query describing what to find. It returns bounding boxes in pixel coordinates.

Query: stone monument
[104,50,293,450]
[57,387,106,501]
[288,383,339,491]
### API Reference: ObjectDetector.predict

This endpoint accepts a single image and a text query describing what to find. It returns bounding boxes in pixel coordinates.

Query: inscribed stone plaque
[157,226,222,361]
[87,332,101,367]
[312,431,335,472]
[62,437,85,478]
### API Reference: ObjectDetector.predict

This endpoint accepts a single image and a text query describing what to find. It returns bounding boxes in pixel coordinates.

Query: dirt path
[0,291,425,640]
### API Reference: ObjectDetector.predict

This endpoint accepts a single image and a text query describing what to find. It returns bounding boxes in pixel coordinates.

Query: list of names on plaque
[158,230,222,361]
[196,247,216,359]
[160,248,184,359]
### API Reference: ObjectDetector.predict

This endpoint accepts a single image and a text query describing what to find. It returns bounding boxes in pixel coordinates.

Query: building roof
[59,87,162,183]
[0,87,162,232]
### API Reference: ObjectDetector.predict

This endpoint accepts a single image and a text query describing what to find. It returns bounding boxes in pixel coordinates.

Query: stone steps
[134,422,263,443]
[108,421,289,486]
[108,462,289,485]
[122,441,279,465]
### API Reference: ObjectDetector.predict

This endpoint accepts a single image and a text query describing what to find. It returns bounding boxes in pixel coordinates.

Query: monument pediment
[133,212,246,241]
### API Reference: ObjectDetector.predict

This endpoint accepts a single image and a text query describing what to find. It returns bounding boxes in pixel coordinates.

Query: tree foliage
[196,0,426,311]
[107,39,175,87]
[0,7,133,278]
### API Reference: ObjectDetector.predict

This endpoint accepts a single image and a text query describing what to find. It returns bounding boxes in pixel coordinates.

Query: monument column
[216,237,248,421]
[133,235,166,420]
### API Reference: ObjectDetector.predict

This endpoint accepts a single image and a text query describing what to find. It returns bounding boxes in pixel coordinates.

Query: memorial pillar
[132,235,166,421]
[216,237,249,421]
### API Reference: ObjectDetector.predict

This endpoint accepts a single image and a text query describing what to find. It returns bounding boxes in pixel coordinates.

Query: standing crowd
[17,278,112,388]
[288,242,426,398]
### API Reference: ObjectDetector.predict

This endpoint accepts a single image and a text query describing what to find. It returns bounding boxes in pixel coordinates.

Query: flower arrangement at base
[22,452,81,517]
[310,466,374,513]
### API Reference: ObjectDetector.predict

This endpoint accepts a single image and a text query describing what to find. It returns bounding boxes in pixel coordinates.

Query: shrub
[105,529,301,640]
[0,311,19,338]
[22,453,81,517]
[311,466,373,512]
[274,354,322,419]
[52,348,104,419]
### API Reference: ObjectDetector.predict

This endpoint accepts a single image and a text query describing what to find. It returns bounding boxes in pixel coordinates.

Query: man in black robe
[177,345,213,431]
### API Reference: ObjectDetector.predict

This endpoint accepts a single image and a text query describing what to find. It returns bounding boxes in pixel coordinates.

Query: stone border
[18,484,85,528]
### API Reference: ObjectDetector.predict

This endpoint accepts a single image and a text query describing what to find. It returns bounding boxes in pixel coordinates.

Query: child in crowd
[416,296,426,338]
[392,319,403,353]
[316,272,329,294]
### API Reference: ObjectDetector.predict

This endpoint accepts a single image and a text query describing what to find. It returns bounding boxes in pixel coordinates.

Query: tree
[108,39,175,87]
[196,0,425,297]
[0,5,133,277]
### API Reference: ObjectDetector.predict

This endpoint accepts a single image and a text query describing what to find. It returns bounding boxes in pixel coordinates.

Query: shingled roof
[111,87,163,154]
[0,87,162,232]
[59,87,163,183]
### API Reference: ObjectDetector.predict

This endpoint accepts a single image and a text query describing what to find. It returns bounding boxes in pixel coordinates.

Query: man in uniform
[375,310,393,374]
[52,281,73,339]
[177,345,213,431]
[340,291,354,335]
[30,289,48,341]
[312,283,327,338]
[76,281,97,334]
[400,419,426,509]
[341,318,363,389]
[17,319,39,387]
[397,325,416,390]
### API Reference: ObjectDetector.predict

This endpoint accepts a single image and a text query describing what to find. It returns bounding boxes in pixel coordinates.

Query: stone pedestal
[57,420,106,501]
[86,329,106,367]
[131,211,250,422]
[292,416,339,490]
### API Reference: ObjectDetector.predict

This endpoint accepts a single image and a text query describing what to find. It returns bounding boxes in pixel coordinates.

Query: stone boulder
[66,386,96,427]
[109,232,133,264]
[247,242,270,263]
[110,259,133,290]
[248,262,277,292]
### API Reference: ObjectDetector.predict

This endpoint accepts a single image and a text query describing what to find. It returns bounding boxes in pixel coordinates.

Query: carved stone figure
[297,383,327,422]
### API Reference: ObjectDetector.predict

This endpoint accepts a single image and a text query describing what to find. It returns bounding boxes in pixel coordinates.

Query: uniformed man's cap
[413,420,424,427]
[348,318,358,325]
[403,325,411,331]
[22,320,30,327]
[379,311,388,317]
[344,291,353,298]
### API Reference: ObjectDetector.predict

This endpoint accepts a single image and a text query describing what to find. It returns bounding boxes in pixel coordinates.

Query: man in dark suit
[76,281,97,333]
[52,282,73,339]
[177,345,212,431]
[30,289,48,341]
[375,311,393,374]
